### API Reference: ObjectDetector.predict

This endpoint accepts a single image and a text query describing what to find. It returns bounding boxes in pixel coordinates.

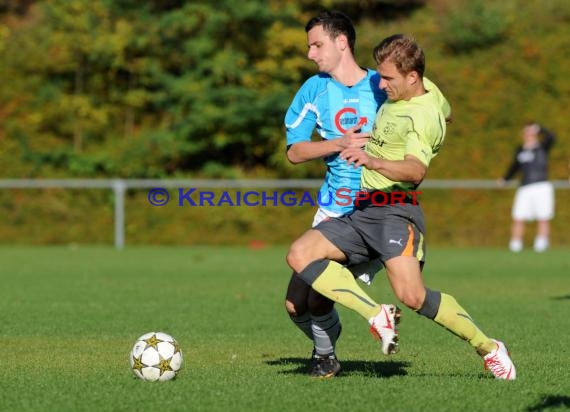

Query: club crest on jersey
[382,121,397,136]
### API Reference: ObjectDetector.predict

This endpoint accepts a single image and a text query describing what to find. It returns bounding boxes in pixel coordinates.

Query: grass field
[1,246,569,411]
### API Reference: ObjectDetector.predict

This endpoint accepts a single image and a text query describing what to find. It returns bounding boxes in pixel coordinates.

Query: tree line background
[1,0,569,246]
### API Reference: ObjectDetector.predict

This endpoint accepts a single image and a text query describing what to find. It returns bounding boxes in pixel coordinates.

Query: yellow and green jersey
[362,78,450,192]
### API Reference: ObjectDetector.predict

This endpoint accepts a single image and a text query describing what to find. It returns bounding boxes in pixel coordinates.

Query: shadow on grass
[551,295,570,300]
[526,394,570,411]
[265,357,409,378]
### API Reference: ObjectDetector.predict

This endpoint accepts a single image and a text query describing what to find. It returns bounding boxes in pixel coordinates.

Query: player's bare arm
[287,124,370,164]
[340,149,426,185]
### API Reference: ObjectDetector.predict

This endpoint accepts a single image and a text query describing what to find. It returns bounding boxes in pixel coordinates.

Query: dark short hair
[373,34,425,77]
[305,10,356,54]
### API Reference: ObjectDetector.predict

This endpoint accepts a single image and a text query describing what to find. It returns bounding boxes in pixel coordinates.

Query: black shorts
[315,203,426,266]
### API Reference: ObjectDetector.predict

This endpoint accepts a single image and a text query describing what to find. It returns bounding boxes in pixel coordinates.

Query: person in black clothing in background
[498,122,556,252]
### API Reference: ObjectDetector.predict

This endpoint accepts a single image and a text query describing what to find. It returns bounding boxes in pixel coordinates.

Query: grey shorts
[315,203,427,266]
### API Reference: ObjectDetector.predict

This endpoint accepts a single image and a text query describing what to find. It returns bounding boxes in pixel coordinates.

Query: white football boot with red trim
[369,304,401,355]
[483,339,516,380]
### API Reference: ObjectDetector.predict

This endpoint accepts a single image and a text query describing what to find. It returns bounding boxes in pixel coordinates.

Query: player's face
[377,60,413,101]
[522,125,539,145]
[307,25,342,73]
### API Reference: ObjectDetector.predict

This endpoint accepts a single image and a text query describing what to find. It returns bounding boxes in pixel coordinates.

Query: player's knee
[284,299,297,317]
[286,238,310,272]
[285,298,306,317]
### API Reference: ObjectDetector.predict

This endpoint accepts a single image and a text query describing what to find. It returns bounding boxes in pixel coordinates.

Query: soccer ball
[129,332,183,381]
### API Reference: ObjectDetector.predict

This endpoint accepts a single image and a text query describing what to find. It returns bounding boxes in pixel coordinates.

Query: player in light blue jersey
[283,10,388,378]
[285,68,385,217]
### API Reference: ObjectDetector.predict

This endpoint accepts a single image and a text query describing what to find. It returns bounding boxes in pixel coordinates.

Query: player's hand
[340,146,376,169]
[338,122,370,150]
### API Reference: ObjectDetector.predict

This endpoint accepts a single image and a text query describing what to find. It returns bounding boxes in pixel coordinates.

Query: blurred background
[0,0,568,247]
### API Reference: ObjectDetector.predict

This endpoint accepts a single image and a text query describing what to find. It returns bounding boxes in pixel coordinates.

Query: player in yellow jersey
[286,34,516,380]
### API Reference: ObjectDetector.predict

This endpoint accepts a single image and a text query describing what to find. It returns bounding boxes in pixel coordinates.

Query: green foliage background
[0,0,568,246]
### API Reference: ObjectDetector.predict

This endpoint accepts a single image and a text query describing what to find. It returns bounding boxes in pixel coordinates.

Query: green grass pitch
[1,246,569,411]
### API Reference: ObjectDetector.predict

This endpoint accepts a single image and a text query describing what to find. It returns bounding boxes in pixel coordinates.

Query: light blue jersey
[285,69,386,215]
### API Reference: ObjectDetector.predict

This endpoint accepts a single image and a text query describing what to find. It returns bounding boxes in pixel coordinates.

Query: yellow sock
[311,261,381,320]
[434,293,496,354]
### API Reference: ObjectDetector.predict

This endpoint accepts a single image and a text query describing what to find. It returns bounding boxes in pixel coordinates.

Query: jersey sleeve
[424,77,452,122]
[284,79,319,146]
[540,127,556,152]
[404,108,446,167]
[503,148,521,180]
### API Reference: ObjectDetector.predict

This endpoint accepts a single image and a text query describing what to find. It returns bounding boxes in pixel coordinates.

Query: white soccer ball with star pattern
[129,332,183,381]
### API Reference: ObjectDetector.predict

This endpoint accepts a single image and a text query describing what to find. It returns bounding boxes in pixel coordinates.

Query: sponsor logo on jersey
[335,107,367,133]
